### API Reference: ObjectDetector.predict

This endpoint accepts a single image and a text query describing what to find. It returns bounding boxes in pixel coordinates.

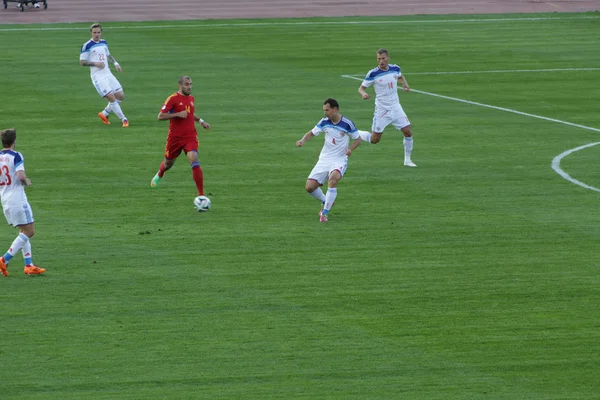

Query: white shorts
[3,203,34,227]
[92,74,123,98]
[372,105,410,133]
[307,157,348,185]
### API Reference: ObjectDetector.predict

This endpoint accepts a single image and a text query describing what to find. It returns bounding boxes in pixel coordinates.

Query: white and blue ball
[193,195,211,212]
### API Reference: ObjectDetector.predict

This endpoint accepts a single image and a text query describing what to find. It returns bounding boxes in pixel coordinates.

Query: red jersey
[160,92,197,138]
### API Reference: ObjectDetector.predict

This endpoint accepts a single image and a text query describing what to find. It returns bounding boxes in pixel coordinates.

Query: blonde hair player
[80,23,129,127]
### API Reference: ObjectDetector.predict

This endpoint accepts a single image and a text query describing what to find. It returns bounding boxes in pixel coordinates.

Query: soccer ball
[193,195,211,212]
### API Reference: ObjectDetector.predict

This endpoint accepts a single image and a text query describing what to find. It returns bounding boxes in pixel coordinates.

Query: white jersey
[0,149,29,210]
[80,39,114,79]
[361,64,402,110]
[311,116,360,160]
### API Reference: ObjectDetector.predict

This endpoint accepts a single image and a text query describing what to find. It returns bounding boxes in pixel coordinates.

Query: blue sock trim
[4,253,13,262]
[191,161,200,169]
[24,257,32,265]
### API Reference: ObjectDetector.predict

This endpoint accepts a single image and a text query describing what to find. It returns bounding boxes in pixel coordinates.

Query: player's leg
[114,89,125,102]
[152,137,181,187]
[107,77,128,127]
[401,125,416,167]
[306,161,328,215]
[105,94,127,127]
[392,108,416,167]
[361,108,392,144]
[305,179,325,202]
[100,89,126,123]
[319,171,341,222]
[0,207,39,276]
[185,148,204,196]
[321,160,347,221]
[18,223,44,275]
[151,157,175,188]
[92,77,113,124]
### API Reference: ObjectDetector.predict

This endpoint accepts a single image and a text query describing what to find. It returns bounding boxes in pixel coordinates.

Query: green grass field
[1,12,600,399]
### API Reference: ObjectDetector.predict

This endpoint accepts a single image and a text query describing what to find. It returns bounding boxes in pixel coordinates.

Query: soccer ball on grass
[193,195,211,212]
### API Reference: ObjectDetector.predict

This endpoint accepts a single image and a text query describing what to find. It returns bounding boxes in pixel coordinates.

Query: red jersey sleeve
[160,94,177,114]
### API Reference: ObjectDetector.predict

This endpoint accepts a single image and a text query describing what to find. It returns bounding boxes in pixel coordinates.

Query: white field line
[0,15,599,32]
[341,74,600,193]
[552,144,600,193]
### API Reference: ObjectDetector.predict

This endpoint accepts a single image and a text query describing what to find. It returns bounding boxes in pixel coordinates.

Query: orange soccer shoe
[24,264,46,275]
[0,258,8,277]
[98,112,110,125]
[122,119,129,128]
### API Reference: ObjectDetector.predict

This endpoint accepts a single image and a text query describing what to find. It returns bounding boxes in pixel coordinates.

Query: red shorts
[164,135,198,159]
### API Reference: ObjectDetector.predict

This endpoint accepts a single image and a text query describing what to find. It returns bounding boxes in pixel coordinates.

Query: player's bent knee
[20,226,35,238]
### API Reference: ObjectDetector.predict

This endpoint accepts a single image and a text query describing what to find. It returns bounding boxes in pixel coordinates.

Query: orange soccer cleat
[98,112,110,125]
[122,119,129,128]
[0,258,8,277]
[24,264,46,275]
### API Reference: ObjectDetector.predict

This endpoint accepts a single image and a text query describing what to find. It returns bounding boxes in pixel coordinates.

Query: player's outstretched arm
[296,131,314,147]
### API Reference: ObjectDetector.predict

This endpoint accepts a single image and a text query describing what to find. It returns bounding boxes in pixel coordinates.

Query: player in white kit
[0,129,45,276]
[358,48,416,167]
[80,23,129,127]
[296,98,364,222]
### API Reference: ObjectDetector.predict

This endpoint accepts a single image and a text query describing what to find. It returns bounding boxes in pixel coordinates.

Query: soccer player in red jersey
[150,76,211,198]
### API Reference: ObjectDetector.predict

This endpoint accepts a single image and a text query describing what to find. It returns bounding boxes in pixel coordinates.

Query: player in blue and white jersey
[0,129,45,277]
[80,23,129,127]
[358,48,416,167]
[296,98,365,222]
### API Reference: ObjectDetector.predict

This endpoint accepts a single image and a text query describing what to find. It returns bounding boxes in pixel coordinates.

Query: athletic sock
[404,136,413,160]
[3,233,29,263]
[324,188,337,212]
[358,130,372,143]
[157,161,167,178]
[309,187,326,203]
[105,99,122,116]
[109,101,126,121]
[191,162,204,196]
[22,240,32,266]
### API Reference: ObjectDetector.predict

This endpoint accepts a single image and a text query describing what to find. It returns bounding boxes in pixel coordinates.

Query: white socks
[109,101,126,121]
[22,240,32,265]
[309,187,326,203]
[404,136,413,161]
[324,188,337,212]
[3,233,29,262]
[358,130,372,143]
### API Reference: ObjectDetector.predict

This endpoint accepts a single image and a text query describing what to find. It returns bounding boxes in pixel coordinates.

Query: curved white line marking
[551,143,600,193]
